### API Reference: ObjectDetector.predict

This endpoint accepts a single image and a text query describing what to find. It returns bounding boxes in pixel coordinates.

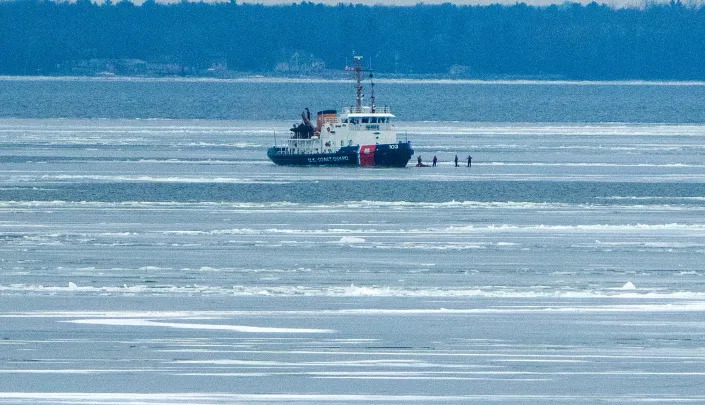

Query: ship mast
[353,55,363,111]
[347,55,374,112]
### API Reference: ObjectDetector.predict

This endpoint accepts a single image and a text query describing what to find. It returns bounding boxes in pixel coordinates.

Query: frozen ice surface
[1,112,705,403]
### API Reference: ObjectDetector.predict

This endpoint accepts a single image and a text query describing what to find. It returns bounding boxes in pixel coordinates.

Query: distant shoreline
[2,75,705,86]
[4,1,705,82]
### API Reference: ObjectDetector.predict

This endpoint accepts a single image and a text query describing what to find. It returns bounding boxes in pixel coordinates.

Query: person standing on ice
[454,154,459,167]
[467,155,472,167]
[432,156,437,166]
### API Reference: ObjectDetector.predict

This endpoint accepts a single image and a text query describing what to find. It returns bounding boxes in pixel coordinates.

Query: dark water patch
[4,180,705,205]
[0,155,243,163]
[4,79,705,123]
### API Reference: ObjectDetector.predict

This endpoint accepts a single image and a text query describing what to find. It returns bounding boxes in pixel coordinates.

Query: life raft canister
[359,144,376,166]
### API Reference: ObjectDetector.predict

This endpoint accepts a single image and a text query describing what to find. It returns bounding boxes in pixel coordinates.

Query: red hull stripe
[359,144,376,166]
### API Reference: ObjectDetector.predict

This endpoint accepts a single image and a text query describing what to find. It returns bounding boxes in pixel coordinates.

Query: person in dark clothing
[432,156,437,167]
[467,155,472,167]
[454,155,459,167]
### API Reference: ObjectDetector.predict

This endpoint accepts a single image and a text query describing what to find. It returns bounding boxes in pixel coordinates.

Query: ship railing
[274,138,327,154]
[343,106,392,114]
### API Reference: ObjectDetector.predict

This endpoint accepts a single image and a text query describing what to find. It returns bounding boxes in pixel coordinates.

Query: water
[1,78,705,404]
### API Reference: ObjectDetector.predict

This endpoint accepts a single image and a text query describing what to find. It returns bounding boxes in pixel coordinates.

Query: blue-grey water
[1,77,705,404]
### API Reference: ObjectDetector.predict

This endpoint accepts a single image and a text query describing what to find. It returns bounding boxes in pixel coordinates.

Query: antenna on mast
[369,73,375,113]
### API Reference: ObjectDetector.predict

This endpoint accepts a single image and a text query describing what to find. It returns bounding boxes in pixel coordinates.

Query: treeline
[2,0,705,79]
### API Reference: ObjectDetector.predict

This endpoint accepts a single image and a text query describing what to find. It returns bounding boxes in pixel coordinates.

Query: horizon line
[3,75,705,86]
[39,0,705,10]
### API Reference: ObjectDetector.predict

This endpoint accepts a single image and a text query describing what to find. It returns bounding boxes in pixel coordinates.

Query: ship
[267,56,414,167]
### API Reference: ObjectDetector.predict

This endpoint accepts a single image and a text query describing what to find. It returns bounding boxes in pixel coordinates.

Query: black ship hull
[267,142,414,167]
